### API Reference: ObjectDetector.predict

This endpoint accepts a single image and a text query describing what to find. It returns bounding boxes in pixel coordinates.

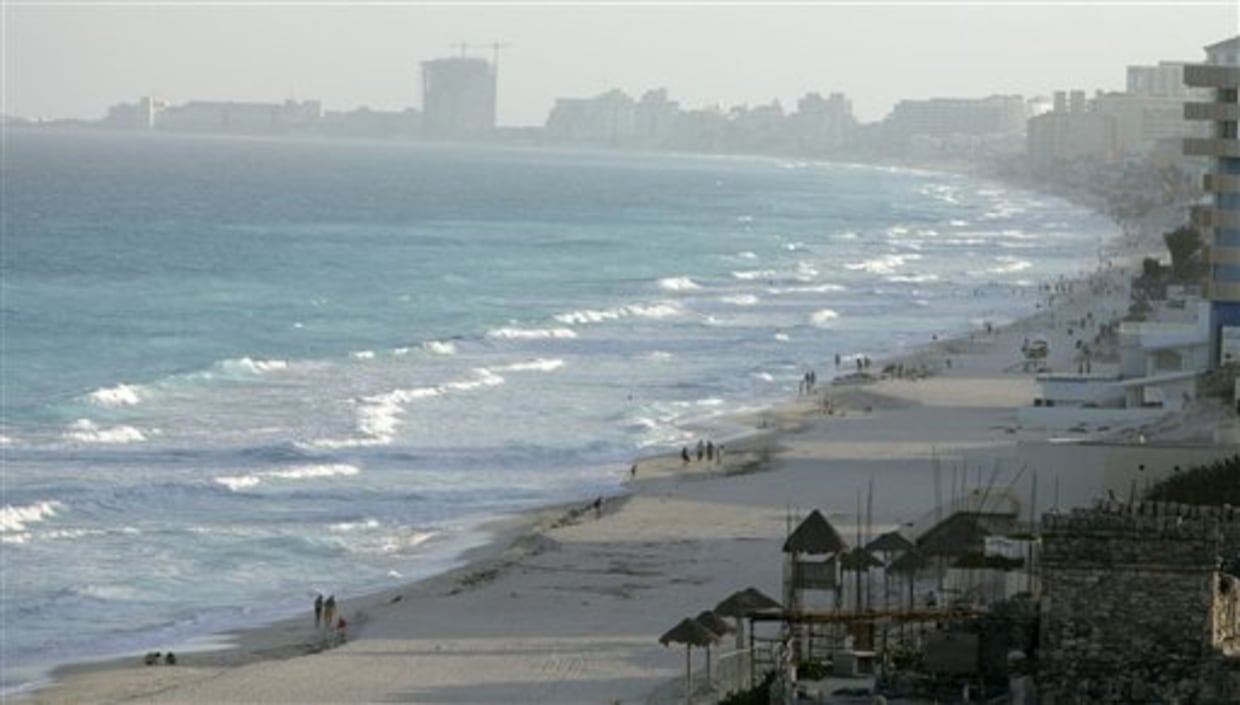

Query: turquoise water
[0,130,1114,689]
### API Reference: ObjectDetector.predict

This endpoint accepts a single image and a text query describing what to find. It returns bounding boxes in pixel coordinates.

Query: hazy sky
[4,1,1237,125]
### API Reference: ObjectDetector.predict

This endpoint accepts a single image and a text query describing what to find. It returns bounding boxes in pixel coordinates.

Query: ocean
[0,130,1116,691]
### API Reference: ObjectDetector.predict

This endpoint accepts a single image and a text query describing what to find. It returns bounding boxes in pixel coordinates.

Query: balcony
[1205,173,1240,193]
[1206,280,1240,302]
[1207,244,1240,265]
[1185,63,1240,88]
[1184,137,1240,158]
[1185,101,1240,121]
[1194,206,1240,229]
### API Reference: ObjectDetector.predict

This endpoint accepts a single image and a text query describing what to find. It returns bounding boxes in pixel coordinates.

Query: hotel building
[1185,36,1240,366]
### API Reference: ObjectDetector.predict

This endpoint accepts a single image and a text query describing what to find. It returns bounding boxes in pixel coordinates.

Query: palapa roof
[886,548,929,574]
[782,509,847,555]
[659,617,721,647]
[835,547,883,571]
[866,530,913,554]
[715,587,782,618]
[695,610,733,636]
[917,512,1020,559]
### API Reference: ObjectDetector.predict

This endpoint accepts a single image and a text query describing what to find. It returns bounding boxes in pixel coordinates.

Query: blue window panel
[1215,264,1240,282]
[1218,228,1240,247]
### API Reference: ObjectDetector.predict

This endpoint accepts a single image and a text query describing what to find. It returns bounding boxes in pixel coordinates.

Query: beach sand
[21,263,1216,704]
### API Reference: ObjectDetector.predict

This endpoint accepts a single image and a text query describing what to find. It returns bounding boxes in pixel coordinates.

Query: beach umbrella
[866,531,913,608]
[715,588,782,690]
[887,548,930,608]
[695,610,733,687]
[660,617,721,705]
[865,530,913,555]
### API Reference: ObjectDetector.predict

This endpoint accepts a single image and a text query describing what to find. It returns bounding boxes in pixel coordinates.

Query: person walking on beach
[314,593,324,628]
[681,447,691,464]
[335,616,348,646]
[323,595,336,629]
[696,439,705,461]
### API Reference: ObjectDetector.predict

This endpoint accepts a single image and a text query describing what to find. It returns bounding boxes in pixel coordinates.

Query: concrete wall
[1037,506,1240,702]
[954,441,1240,518]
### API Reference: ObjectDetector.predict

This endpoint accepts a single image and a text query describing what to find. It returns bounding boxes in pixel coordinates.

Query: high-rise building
[1128,61,1194,97]
[421,57,496,138]
[1183,36,1240,366]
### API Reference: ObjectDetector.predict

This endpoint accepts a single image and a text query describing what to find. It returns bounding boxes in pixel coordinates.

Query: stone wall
[1038,502,1240,703]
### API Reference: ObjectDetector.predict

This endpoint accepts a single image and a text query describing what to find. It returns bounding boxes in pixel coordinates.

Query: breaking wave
[87,383,146,408]
[63,419,148,445]
[1,500,66,533]
[809,310,841,327]
[215,464,362,492]
[554,302,683,325]
[486,327,577,341]
[218,357,288,375]
[422,340,458,356]
[657,276,701,292]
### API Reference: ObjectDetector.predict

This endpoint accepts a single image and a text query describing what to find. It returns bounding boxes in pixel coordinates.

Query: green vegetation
[1144,454,1240,506]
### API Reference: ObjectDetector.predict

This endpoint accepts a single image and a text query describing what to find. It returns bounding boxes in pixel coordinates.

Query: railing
[644,648,757,705]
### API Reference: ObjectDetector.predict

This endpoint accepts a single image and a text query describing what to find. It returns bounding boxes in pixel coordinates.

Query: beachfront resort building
[421,56,497,138]
[1185,36,1240,368]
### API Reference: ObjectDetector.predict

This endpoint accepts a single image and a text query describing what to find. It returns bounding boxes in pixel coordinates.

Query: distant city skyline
[4,2,1236,125]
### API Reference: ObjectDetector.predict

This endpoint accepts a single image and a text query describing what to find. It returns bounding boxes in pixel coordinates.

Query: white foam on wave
[499,358,565,373]
[554,302,683,325]
[737,251,759,260]
[317,365,512,448]
[845,253,921,276]
[487,327,578,341]
[887,274,940,284]
[555,308,622,324]
[443,368,506,392]
[63,419,148,445]
[88,383,146,408]
[422,340,458,356]
[392,347,411,356]
[657,276,701,292]
[774,333,791,342]
[330,518,381,532]
[1,500,66,533]
[986,256,1033,274]
[381,530,437,554]
[350,350,376,360]
[0,434,12,446]
[732,269,777,281]
[768,283,847,295]
[220,357,289,375]
[753,372,775,382]
[810,309,841,327]
[645,351,674,360]
[215,475,261,491]
[721,294,760,306]
[215,464,361,492]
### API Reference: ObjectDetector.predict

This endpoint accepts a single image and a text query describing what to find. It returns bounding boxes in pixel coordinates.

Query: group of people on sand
[314,593,347,645]
[681,438,723,466]
[142,651,176,666]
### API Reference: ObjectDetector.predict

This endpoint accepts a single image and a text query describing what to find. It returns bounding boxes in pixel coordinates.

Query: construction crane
[449,42,470,58]
[488,41,511,69]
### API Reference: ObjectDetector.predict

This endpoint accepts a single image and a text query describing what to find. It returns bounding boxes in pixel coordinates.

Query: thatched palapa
[782,509,846,555]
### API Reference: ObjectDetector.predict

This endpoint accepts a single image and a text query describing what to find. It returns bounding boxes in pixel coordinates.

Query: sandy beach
[19,257,1232,704]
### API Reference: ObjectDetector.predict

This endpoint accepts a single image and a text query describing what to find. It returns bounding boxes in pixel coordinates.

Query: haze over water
[1,130,1116,690]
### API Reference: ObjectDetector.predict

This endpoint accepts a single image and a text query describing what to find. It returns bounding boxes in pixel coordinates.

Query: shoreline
[12,168,1160,704]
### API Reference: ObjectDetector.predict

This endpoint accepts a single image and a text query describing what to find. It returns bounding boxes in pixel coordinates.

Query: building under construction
[421,55,496,138]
